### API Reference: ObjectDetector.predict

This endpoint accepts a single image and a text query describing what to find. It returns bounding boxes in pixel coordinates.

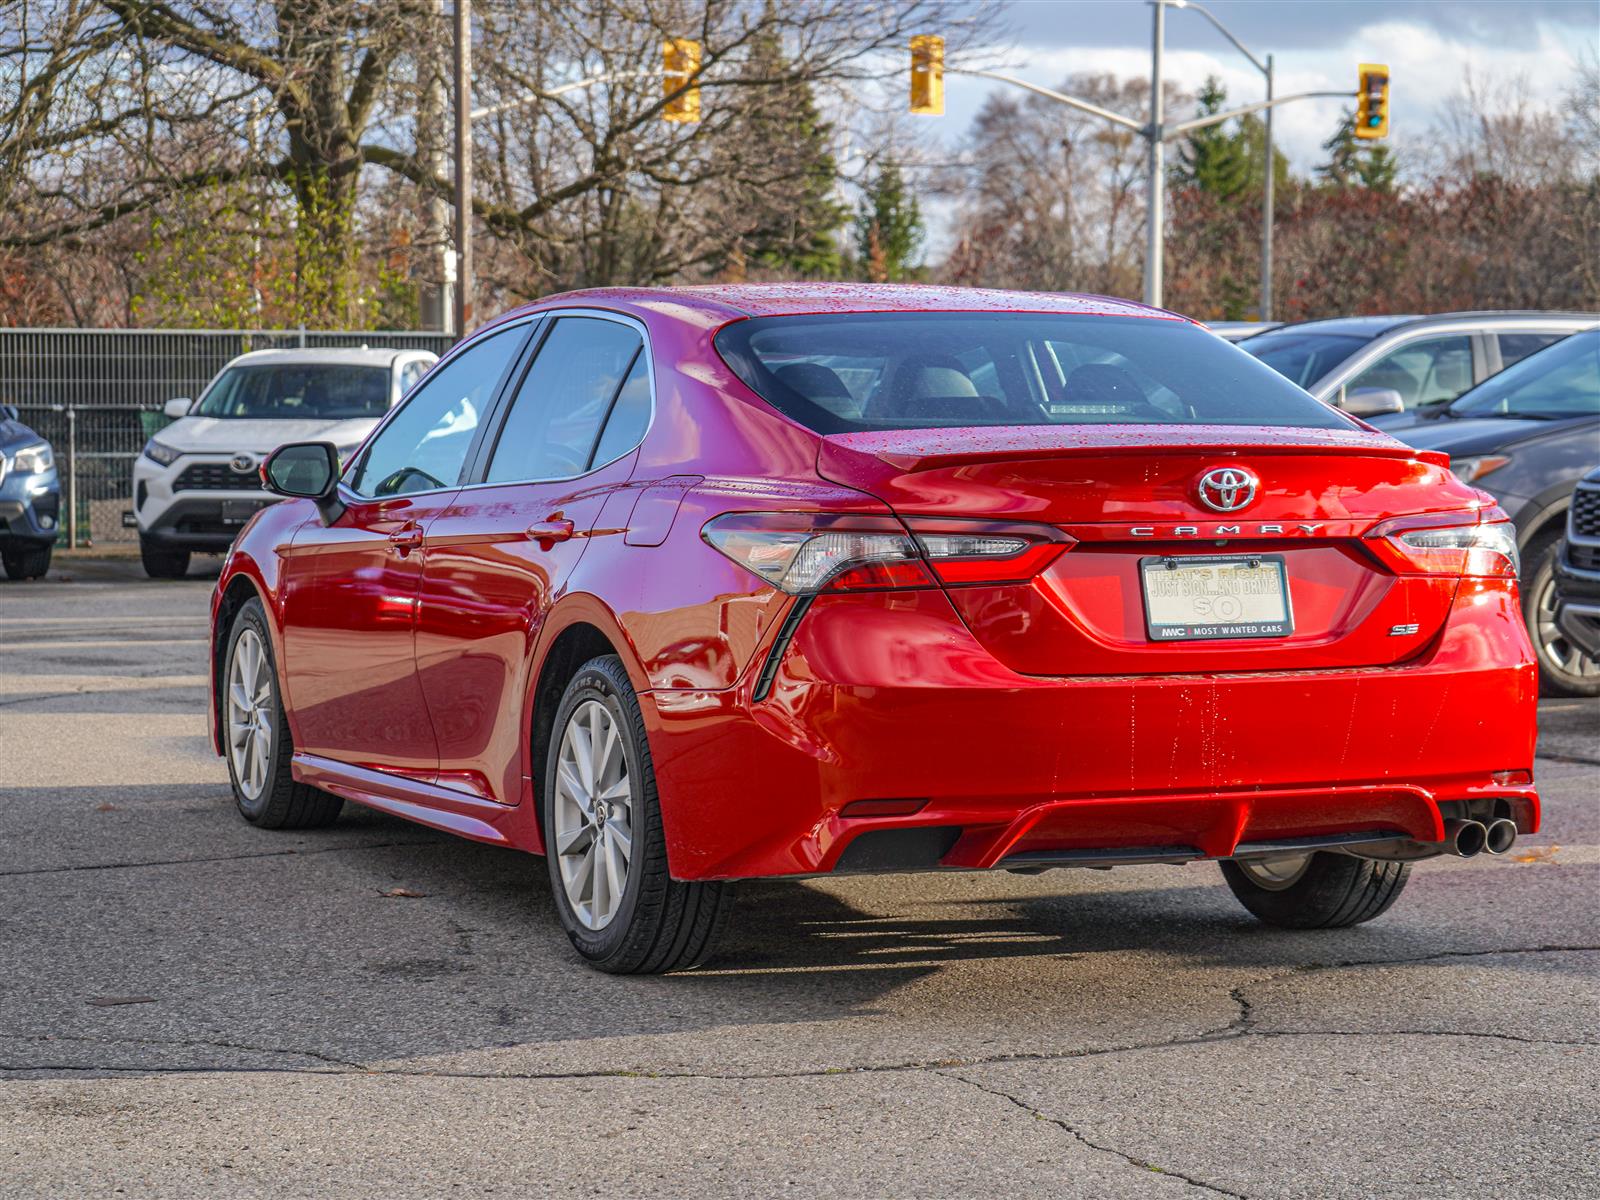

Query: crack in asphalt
[940,1070,1249,1198]
[5,943,1593,1084]
[0,839,440,878]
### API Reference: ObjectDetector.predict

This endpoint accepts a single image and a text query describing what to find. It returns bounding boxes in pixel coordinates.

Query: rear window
[715,313,1350,435]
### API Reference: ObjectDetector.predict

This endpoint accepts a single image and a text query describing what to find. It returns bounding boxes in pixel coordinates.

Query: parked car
[1238,312,1596,421]
[1553,468,1600,665]
[0,404,61,580]
[208,285,1541,973]
[1207,320,1282,342]
[132,347,437,579]
[1384,329,1600,696]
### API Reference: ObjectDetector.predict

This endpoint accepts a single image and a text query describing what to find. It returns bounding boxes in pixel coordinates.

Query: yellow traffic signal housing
[910,34,944,115]
[663,38,702,123]
[1356,63,1389,140]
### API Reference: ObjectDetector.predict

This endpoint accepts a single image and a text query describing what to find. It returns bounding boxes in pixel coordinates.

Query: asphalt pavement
[1,558,1596,1198]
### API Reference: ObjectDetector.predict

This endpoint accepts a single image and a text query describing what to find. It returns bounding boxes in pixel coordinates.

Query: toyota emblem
[230,453,257,474]
[1196,467,1258,513]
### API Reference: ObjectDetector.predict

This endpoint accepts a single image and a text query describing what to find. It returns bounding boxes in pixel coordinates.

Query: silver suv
[1239,311,1597,421]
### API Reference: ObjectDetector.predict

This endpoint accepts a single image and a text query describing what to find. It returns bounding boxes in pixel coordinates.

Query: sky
[906,0,1600,255]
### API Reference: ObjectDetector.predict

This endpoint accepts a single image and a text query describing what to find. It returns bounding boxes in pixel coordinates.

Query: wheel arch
[522,597,650,857]
[211,572,270,755]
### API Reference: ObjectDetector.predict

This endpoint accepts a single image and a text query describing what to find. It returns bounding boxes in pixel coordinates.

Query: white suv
[131,347,437,578]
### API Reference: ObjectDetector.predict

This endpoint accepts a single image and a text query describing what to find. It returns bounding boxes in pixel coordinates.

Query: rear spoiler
[821,428,1452,474]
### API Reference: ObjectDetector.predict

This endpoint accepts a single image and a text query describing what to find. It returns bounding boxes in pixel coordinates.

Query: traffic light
[910,34,944,115]
[1356,63,1389,140]
[663,38,702,123]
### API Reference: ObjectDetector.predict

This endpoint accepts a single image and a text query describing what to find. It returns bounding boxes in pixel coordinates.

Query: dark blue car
[1384,330,1600,696]
[0,405,60,580]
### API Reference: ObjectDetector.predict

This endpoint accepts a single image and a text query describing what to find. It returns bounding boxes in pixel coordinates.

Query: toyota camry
[209,285,1539,972]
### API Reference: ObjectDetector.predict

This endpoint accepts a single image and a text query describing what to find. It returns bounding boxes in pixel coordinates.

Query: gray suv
[1240,312,1596,421]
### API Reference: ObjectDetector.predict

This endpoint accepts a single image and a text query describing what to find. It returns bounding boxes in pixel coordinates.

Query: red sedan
[209,285,1539,972]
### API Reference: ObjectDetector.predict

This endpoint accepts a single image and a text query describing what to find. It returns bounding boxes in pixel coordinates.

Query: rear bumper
[642,580,1539,881]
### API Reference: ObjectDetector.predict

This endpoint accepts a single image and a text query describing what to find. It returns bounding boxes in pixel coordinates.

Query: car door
[277,323,529,782]
[414,313,652,804]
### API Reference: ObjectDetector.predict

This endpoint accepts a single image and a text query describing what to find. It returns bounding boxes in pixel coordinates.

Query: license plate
[220,500,263,525]
[1140,554,1293,641]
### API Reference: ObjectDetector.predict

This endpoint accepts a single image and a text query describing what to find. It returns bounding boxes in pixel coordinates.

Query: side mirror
[0,403,18,422]
[261,441,345,524]
[163,397,193,420]
[1343,387,1405,418]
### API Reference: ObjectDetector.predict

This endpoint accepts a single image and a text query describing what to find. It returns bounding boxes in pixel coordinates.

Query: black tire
[140,536,191,580]
[222,597,343,830]
[543,654,728,974]
[1523,531,1600,697]
[1,543,51,580]
[1220,852,1411,929]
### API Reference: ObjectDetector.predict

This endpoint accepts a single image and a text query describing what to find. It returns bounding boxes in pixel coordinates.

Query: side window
[1349,336,1473,408]
[591,354,651,466]
[484,317,642,483]
[1499,332,1565,369]
[351,327,522,498]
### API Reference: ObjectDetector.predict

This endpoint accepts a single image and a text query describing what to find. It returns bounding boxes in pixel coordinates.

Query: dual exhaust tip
[1445,818,1518,858]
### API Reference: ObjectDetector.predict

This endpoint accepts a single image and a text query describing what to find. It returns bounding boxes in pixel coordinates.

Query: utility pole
[1144,0,1166,308]
[1261,54,1275,321]
[452,0,472,337]
[419,0,453,335]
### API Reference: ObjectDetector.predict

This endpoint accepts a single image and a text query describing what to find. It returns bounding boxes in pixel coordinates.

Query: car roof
[510,283,1181,324]
[1254,311,1599,339]
[225,347,434,368]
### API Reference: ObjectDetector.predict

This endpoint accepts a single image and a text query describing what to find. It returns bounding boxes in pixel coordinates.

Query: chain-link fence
[1,327,454,547]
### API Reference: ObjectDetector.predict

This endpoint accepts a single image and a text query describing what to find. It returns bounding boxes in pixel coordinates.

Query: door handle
[388,523,424,555]
[526,516,576,548]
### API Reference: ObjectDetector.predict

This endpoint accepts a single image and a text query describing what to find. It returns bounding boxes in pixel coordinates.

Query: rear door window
[1498,332,1567,369]
[484,317,644,483]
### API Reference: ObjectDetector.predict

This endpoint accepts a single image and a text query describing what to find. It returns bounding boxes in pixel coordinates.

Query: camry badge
[230,453,257,474]
[1196,467,1258,513]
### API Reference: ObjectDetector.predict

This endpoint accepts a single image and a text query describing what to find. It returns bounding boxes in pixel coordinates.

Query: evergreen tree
[1318,110,1399,193]
[1171,77,1253,202]
[738,35,847,277]
[853,162,924,281]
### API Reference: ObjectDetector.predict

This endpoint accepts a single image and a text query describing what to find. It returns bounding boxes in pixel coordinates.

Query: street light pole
[1144,0,1166,309]
[453,0,472,337]
[1261,53,1275,321]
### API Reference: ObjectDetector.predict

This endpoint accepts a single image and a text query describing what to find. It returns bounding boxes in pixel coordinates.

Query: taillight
[702,513,1071,595]
[1367,512,1520,579]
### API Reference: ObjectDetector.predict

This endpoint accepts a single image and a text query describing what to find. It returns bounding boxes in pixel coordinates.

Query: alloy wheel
[1535,574,1600,684]
[1235,852,1313,891]
[554,699,635,931]
[226,627,274,801]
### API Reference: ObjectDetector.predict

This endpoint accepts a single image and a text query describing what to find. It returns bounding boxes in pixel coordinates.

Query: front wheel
[1,542,51,580]
[1220,852,1410,929]
[223,598,343,829]
[1524,531,1600,697]
[543,655,728,973]
[140,535,191,580]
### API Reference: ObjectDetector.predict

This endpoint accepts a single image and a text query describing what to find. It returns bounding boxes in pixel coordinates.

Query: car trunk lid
[817,424,1480,675]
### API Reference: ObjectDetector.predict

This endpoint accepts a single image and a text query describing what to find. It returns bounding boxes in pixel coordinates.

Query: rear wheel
[1,543,51,580]
[1524,531,1600,697]
[1220,852,1410,929]
[543,654,728,973]
[140,536,191,580]
[223,598,343,829]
